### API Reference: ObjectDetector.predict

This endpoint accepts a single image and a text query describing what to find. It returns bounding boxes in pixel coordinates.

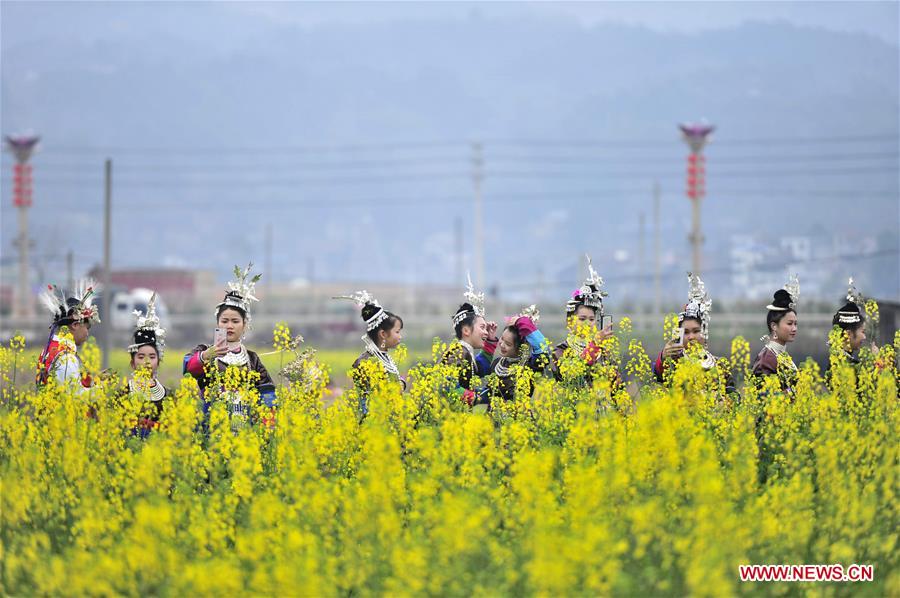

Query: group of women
[35,258,875,427]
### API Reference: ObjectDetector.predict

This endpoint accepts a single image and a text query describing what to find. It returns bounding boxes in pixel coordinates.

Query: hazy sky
[2,1,897,299]
[228,1,900,43]
[2,1,898,47]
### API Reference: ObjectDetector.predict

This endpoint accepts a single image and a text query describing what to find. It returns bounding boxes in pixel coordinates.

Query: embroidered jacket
[36,335,92,392]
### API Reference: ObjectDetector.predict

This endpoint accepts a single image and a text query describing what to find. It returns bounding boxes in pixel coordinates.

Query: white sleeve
[54,353,88,394]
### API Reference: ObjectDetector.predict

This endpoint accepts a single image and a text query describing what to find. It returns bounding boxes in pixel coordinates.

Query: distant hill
[1,4,897,300]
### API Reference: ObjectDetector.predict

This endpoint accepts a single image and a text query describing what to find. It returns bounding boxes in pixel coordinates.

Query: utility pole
[307,255,316,313]
[66,250,74,292]
[264,222,273,310]
[101,159,112,369]
[5,134,39,318]
[680,122,714,277]
[454,216,463,286]
[471,141,485,288]
[653,181,661,316]
[638,210,646,310]
[536,265,545,304]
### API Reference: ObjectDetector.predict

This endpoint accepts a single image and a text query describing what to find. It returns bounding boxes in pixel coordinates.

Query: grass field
[12,343,430,391]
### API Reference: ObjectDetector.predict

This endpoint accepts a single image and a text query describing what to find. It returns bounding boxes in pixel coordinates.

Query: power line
[25,132,899,155]
[500,249,900,291]
[484,133,899,149]
[0,171,471,187]
[22,150,899,174]
[486,166,898,179]
[5,164,897,188]
[25,156,471,173]
[14,187,898,212]
[35,140,469,155]
[484,151,900,166]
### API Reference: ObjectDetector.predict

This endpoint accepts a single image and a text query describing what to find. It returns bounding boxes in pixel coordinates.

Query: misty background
[2,1,898,316]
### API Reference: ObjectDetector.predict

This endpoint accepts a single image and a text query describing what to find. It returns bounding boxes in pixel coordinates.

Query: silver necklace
[458,340,476,364]
[217,344,250,367]
[765,340,797,370]
[494,356,516,378]
[129,378,166,402]
[362,335,400,377]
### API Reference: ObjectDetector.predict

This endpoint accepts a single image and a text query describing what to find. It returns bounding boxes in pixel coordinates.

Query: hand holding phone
[214,327,228,347]
[663,328,685,359]
[213,328,228,349]
[206,328,229,361]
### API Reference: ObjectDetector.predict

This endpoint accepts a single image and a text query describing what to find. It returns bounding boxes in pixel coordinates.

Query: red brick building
[87,267,216,311]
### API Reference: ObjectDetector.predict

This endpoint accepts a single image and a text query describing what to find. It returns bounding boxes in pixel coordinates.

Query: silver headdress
[766,273,800,311]
[217,263,261,322]
[39,279,101,328]
[566,254,608,315]
[784,274,800,309]
[679,272,712,338]
[463,272,486,317]
[845,277,862,305]
[128,292,166,356]
[452,272,486,327]
[835,277,864,325]
[333,290,390,332]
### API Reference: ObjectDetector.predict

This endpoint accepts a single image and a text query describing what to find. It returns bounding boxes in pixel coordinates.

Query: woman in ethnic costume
[183,264,276,425]
[335,290,406,417]
[752,275,799,389]
[440,274,498,406]
[653,272,736,395]
[550,256,616,387]
[36,280,100,394]
[830,278,869,366]
[126,292,168,434]
[487,305,548,402]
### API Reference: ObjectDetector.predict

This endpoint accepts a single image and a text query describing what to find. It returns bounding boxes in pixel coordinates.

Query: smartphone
[214,327,227,346]
[675,327,685,346]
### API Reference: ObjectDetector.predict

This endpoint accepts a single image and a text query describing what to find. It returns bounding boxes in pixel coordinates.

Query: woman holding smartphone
[183,264,276,421]
[550,256,617,387]
[654,273,736,395]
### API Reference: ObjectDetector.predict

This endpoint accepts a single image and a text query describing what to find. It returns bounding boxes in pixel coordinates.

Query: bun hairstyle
[131,329,159,353]
[362,302,402,342]
[766,289,796,334]
[453,302,479,339]
[833,301,865,332]
[771,289,793,310]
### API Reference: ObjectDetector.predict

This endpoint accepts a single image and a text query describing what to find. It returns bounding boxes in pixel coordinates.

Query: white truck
[108,287,169,331]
